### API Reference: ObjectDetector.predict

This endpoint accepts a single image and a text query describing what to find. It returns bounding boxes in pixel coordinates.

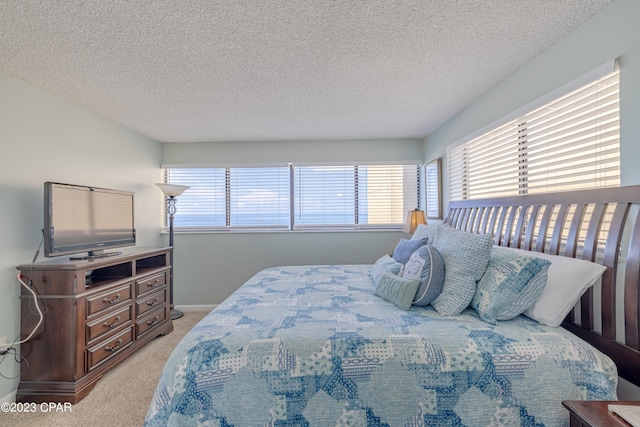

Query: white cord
[13,273,44,346]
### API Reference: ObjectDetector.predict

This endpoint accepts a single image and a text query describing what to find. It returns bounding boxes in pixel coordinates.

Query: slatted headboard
[444,185,640,387]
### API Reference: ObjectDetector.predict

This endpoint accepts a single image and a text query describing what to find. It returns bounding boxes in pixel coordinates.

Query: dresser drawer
[86,328,133,371]
[86,305,132,344]
[136,306,168,338]
[136,288,166,317]
[86,284,132,317]
[136,271,167,297]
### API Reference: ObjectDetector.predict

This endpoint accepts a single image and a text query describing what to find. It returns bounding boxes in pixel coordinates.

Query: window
[166,167,290,229]
[448,65,620,201]
[425,158,442,219]
[230,168,291,228]
[164,164,419,231]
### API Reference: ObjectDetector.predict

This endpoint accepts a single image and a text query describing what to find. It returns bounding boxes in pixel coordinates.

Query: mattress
[145,264,617,426]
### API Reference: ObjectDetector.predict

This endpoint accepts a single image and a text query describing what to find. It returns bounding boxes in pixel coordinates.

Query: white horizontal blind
[294,166,356,226]
[166,167,290,229]
[449,120,521,200]
[425,160,441,219]
[166,168,227,227]
[293,165,418,229]
[229,167,291,228]
[448,69,620,201]
[165,164,419,230]
[522,70,620,193]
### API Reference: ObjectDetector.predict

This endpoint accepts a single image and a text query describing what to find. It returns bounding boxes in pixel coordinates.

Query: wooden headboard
[444,185,640,387]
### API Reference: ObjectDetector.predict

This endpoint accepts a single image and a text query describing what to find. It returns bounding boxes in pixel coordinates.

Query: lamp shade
[403,209,427,233]
[155,183,189,197]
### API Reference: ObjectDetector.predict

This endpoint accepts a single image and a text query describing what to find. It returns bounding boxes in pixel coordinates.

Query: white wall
[171,230,405,305]
[422,0,640,399]
[163,139,424,166]
[0,72,163,402]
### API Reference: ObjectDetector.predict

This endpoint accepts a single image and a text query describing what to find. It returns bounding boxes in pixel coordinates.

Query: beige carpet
[1,311,208,427]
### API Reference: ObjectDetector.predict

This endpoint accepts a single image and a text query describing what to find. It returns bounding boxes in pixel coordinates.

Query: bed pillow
[430,226,493,315]
[401,245,445,306]
[370,254,404,283]
[373,272,421,311]
[392,238,428,264]
[410,224,439,243]
[494,247,607,327]
[471,247,551,324]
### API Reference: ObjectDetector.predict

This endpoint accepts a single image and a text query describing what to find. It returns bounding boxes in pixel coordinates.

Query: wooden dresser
[16,247,174,403]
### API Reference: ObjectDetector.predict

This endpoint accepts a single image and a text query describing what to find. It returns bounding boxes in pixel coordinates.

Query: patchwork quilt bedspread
[145,265,617,427]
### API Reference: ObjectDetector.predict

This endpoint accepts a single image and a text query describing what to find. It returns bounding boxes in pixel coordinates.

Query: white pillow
[498,246,606,327]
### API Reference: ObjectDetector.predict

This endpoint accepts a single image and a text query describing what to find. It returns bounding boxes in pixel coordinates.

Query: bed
[145,185,640,427]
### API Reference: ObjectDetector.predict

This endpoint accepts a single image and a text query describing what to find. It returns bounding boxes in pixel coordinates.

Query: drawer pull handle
[102,293,121,305]
[146,297,160,306]
[103,316,121,328]
[105,338,123,352]
[146,316,160,326]
[147,279,160,287]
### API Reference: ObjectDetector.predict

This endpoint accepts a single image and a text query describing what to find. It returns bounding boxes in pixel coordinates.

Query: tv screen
[44,182,136,258]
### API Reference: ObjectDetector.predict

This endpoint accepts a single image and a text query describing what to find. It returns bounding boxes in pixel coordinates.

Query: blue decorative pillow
[373,272,421,311]
[471,247,551,324]
[370,254,404,283]
[430,226,493,315]
[392,238,428,264]
[401,245,445,306]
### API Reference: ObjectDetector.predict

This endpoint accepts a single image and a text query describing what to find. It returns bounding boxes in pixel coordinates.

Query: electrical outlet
[0,337,9,352]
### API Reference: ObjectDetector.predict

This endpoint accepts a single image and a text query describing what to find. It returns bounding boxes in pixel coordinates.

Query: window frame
[425,158,442,220]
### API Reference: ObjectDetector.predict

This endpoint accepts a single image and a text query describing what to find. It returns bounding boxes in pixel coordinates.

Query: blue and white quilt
[145,265,617,427]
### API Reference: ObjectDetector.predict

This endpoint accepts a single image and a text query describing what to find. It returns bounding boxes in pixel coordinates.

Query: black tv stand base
[70,251,122,261]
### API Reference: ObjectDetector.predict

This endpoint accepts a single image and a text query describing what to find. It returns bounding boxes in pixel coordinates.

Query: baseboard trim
[175,304,218,312]
[1,390,16,404]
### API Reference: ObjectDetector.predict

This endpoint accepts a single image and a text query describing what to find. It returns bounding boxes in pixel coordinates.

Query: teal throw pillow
[370,254,404,283]
[471,247,551,324]
[373,272,421,311]
[430,226,493,315]
[401,245,445,306]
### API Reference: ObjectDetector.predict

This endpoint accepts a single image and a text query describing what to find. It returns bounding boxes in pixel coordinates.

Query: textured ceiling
[0,1,613,143]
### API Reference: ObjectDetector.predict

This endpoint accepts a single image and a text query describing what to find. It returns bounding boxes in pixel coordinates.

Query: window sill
[160,228,406,235]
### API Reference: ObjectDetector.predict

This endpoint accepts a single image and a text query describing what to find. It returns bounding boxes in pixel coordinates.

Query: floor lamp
[155,183,190,320]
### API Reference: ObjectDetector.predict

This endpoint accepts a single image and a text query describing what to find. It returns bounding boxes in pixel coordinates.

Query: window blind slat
[527,110,619,144]
[525,75,619,124]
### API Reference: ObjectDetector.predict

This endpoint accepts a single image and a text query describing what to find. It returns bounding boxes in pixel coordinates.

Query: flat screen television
[44,182,136,259]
